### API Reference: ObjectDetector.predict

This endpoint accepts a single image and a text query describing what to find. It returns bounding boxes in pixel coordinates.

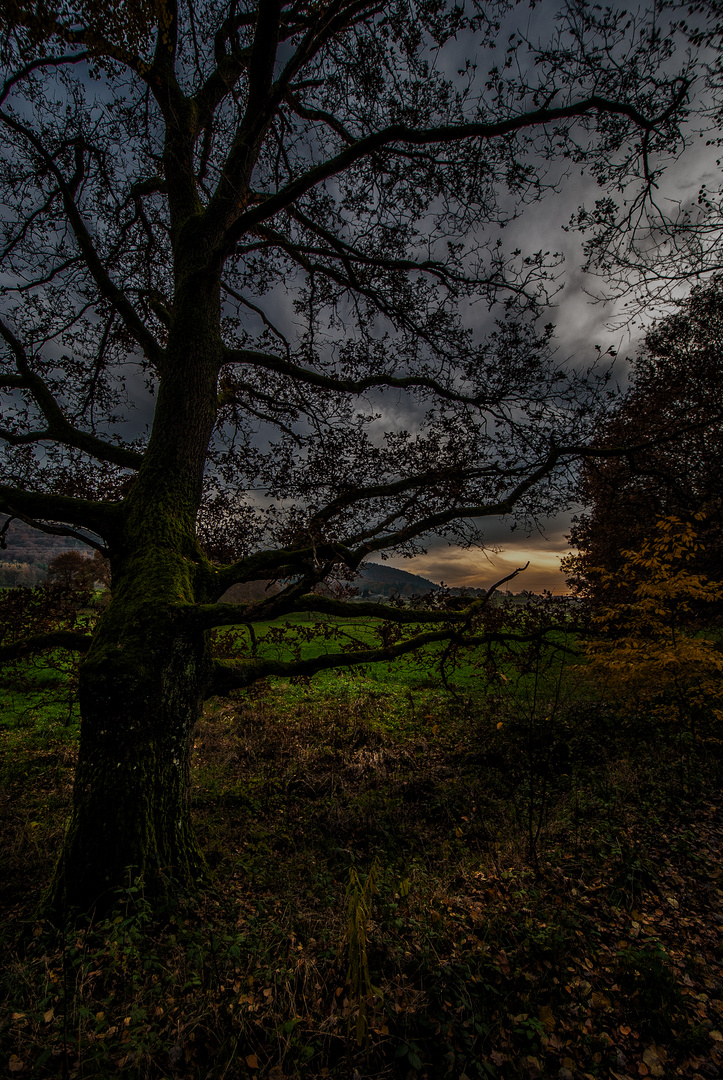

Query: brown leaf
[9,1057,24,1073]
[538,1005,555,1032]
[246,1055,259,1070]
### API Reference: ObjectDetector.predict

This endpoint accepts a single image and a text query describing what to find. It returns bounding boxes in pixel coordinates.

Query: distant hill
[354,561,438,597]
[219,562,440,605]
[0,516,86,585]
[0,517,85,563]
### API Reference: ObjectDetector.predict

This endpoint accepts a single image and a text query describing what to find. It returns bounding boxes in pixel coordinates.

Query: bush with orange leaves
[582,514,723,743]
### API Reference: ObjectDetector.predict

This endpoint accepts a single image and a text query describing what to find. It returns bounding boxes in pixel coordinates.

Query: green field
[2,620,723,1079]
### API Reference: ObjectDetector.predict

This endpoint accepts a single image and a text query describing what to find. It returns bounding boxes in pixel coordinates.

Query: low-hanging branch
[0,629,93,663]
[207,623,570,698]
[192,563,530,631]
[192,594,469,631]
[0,486,119,541]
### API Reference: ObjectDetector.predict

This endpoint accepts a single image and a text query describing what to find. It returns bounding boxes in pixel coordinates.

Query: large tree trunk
[48,612,209,913]
[47,288,223,915]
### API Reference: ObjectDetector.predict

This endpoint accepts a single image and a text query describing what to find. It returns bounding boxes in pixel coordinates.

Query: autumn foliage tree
[582,515,723,748]
[0,0,698,912]
[565,278,723,607]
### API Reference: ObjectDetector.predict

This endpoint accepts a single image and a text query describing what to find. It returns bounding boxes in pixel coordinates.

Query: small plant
[609,836,659,908]
[341,856,383,1046]
[615,942,686,1036]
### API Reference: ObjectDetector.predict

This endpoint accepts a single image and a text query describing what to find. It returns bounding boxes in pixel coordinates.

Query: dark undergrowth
[1,671,723,1079]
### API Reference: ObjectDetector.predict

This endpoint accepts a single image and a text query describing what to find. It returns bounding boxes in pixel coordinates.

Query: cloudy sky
[384,135,720,593]
[4,0,717,595]
[363,4,721,594]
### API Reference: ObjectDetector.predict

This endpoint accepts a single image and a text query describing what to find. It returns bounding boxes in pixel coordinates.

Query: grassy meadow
[1,613,723,1079]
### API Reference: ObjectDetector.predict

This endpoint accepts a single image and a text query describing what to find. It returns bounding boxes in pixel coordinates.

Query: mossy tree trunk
[52,610,210,912]
[47,289,223,914]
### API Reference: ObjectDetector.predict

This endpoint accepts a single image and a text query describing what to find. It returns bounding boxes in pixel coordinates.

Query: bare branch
[0,111,165,369]
[220,92,685,255]
[206,624,563,697]
[0,318,143,470]
[0,51,89,107]
[223,346,486,405]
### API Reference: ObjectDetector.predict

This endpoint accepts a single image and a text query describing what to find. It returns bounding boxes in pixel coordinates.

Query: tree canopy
[0,0,702,911]
[565,277,723,607]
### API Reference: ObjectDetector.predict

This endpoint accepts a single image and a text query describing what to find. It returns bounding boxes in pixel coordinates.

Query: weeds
[341,856,383,1046]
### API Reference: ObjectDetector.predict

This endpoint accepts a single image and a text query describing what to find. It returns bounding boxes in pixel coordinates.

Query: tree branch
[0,486,119,541]
[206,624,561,697]
[222,346,486,405]
[0,111,165,370]
[0,630,92,663]
[0,50,89,107]
[220,94,678,255]
[0,318,143,469]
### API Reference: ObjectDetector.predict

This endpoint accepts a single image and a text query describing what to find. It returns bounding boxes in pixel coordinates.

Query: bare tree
[0,0,695,912]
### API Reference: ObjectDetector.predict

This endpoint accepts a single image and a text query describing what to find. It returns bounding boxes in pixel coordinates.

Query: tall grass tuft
[342,856,383,1046]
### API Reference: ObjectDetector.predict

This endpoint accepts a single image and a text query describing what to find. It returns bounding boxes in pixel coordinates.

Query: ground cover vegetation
[0,0,707,911]
[2,613,723,1079]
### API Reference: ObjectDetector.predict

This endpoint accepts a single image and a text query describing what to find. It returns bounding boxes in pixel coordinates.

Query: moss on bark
[46,594,210,914]
[46,437,219,915]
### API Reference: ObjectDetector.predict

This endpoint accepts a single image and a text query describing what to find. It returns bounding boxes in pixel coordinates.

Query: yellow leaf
[538,1005,555,1032]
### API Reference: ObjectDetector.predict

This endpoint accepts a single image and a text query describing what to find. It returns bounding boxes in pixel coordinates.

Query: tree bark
[46,290,223,915]
[48,614,209,913]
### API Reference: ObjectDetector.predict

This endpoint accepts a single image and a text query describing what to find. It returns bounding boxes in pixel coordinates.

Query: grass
[2,628,723,1079]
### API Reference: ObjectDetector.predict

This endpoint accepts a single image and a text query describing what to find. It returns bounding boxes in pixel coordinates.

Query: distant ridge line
[355,561,438,592]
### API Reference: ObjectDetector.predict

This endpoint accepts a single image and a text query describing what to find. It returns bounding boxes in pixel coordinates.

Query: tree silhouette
[0,0,695,911]
[565,277,723,608]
